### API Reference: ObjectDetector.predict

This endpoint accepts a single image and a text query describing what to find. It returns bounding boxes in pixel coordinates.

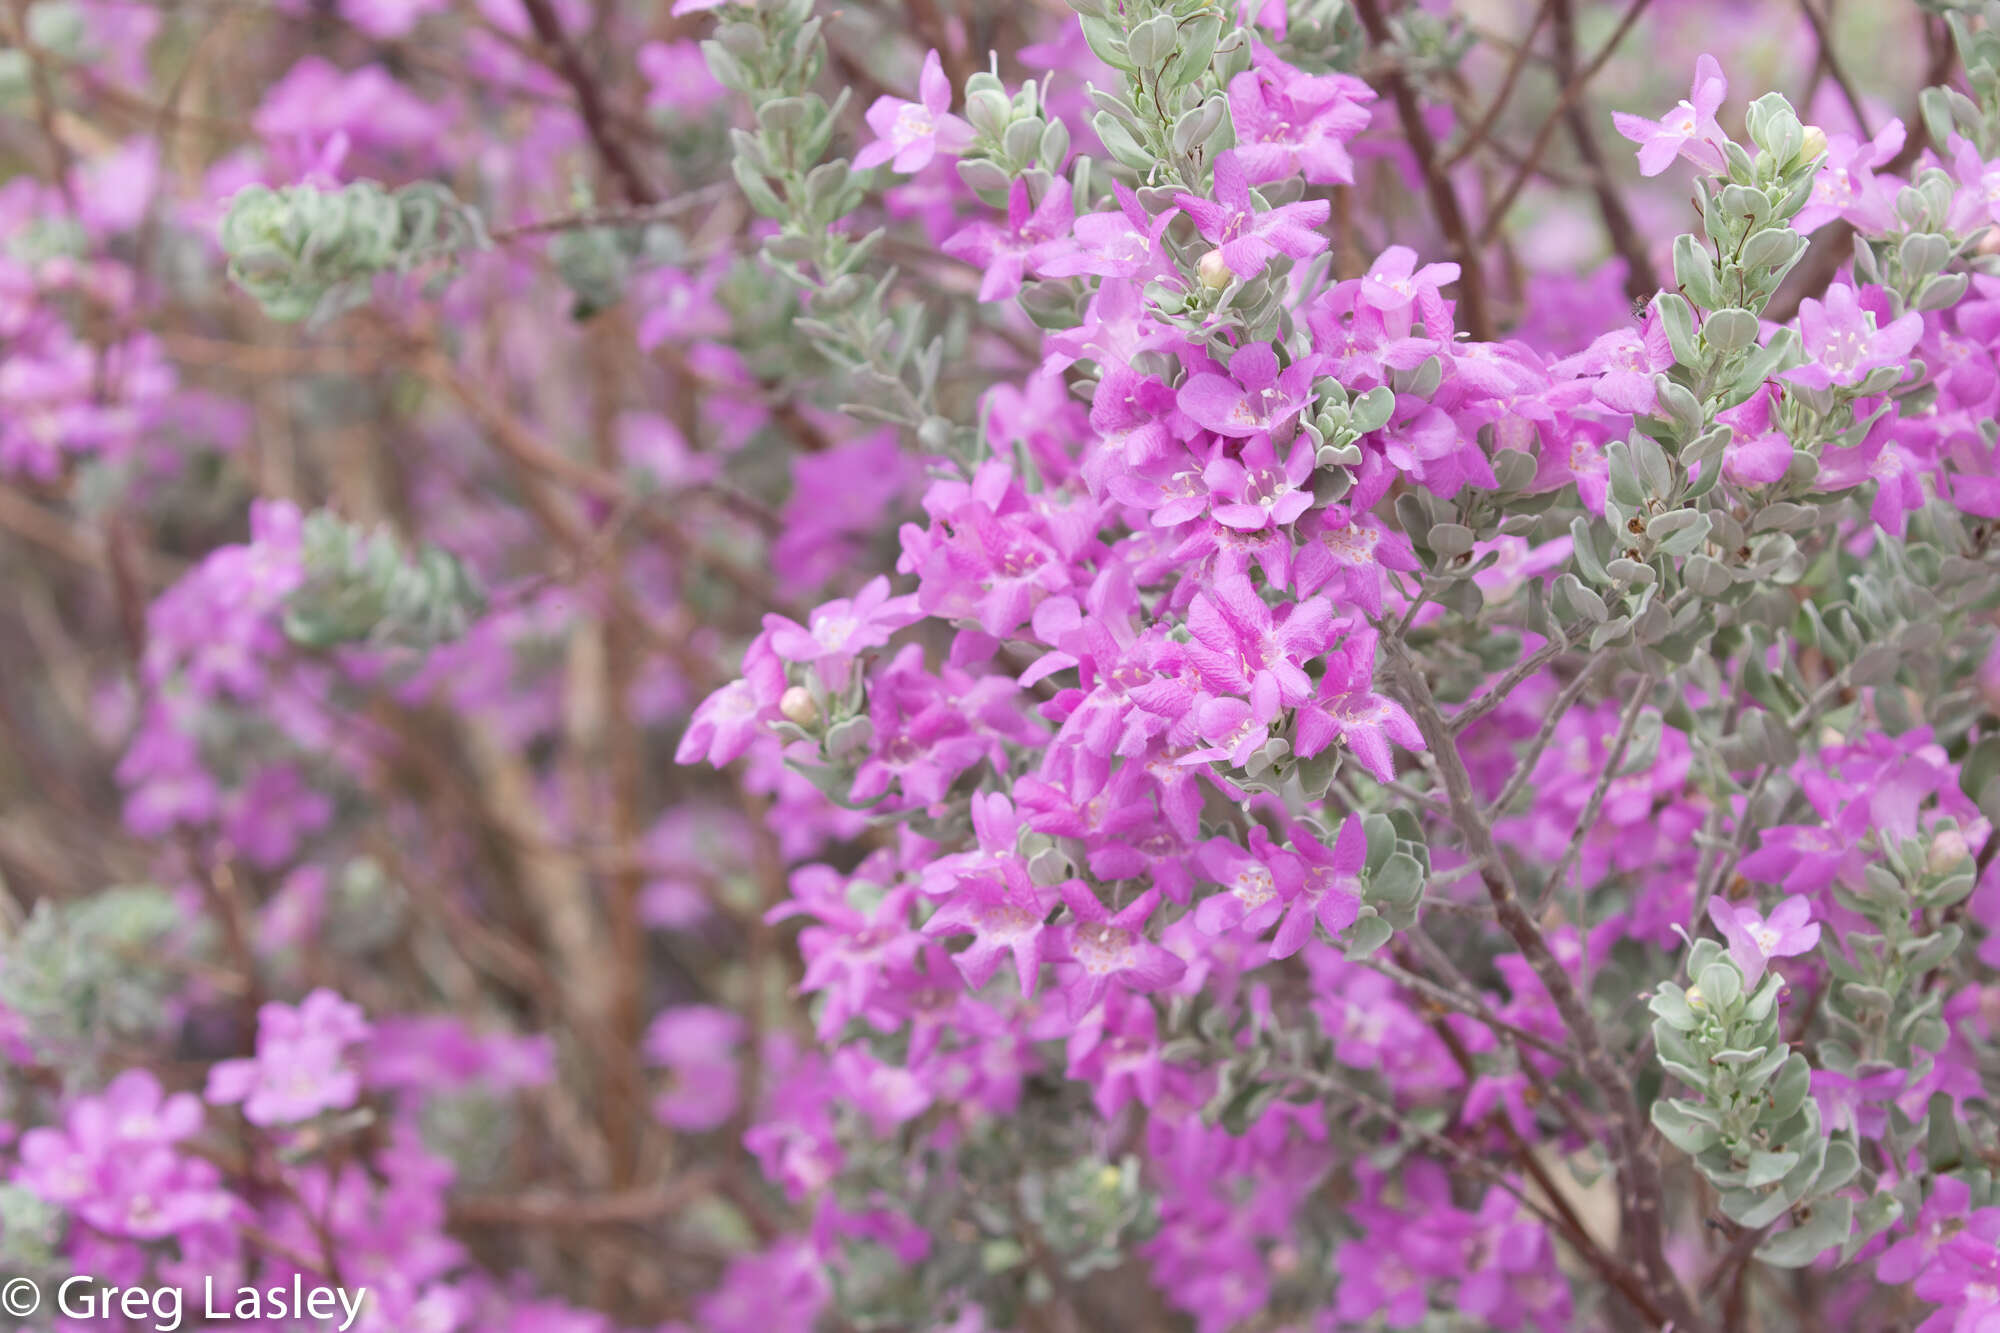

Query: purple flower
[1797,119,1905,233]
[942,176,1074,301]
[1177,342,1319,439]
[16,1071,238,1239]
[1202,432,1316,530]
[1065,988,1169,1117]
[854,50,973,174]
[1032,181,1180,283]
[1174,149,1330,278]
[764,574,923,691]
[1878,1175,1973,1284]
[1182,572,1335,712]
[1706,894,1821,985]
[1553,309,1675,415]
[206,988,371,1126]
[1049,884,1186,1020]
[1356,245,1461,337]
[1182,691,1281,767]
[1736,812,1866,894]
[1294,507,1421,615]
[1269,815,1364,957]
[1612,54,1728,177]
[921,867,1056,996]
[1293,629,1425,781]
[1912,1210,2000,1333]
[646,1005,747,1131]
[1714,384,1795,484]
[1782,283,1923,392]
[637,39,723,114]
[769,869,924,1038]
[1225,55,1374,186]
[1193,825,1300,939]
[675,632,788,766]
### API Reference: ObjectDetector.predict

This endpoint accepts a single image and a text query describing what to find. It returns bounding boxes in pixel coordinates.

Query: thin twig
[1382,635,1708,1333]
[1550,0,1661,301]
[1353,0,1496,341]
[1486,656,1603,818]
[1532,673,1657,915]
[1450,621,1590,735]
[1444,0,1559,169]
[1475,0,1656,250]
[1796,0,1872,140]
[489,183,732,241]
[519,0,659,205]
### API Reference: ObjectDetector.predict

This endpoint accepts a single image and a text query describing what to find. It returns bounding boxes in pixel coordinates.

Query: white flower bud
[1198,248,1232,291]
[1928,828,1970,874]
[779,685,820,727]
[1799,125,1828,163]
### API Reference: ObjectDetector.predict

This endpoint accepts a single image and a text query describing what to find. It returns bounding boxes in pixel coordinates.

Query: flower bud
[1979,228,2000,257]
[1798,125,1828,163]
[1928,828,1970,874]
[965,88,1014,140]
[779,685,820,727]
[1198,248,1232,290]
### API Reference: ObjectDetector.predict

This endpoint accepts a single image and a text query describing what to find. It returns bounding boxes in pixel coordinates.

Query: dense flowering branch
[7,1,2000,1332]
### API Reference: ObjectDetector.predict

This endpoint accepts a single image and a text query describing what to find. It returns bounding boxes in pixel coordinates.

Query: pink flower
[1797,119,1906,233]
[1202,432,1316,531]
[637,39,724,113]
[921,865,1056,996]
[1225,52,1374,186]
[1782,283,1923,392]
[1293,629,1425,781]
[764,574,923,691]
[675,633,787,766]
[1182,572,1335,712]
[1193,825,1299,939]
[1714,384,1795,484]
[1177,342,1319,439]
[1706,894,1821,985]
[205,988,372,1126]
[1032,181,1180,284]
[1174,148,1330,278]
[942,176,1074,301]
[1612,53,1728,177]
[1270,816,1364,957]
[854,50,973,174]
[1553,309,1675,415]
[1049,884,1187,1020]
[646,1005,746,1131]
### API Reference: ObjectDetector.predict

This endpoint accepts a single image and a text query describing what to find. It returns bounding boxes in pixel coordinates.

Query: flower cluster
[5,1,2000,1331]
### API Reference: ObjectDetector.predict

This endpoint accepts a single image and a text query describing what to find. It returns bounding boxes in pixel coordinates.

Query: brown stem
[1550,0,1661,302]
[1797,0,1872,140]
[1353,0,1496,341]
[1428,1013,1672,1328]
[519,0,659,205]
[489,182,732,241]
[1444,0,1557,170]
[1382,634,1708,1333]
[1475,0,1655,250]
[450,1173,720,1227]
